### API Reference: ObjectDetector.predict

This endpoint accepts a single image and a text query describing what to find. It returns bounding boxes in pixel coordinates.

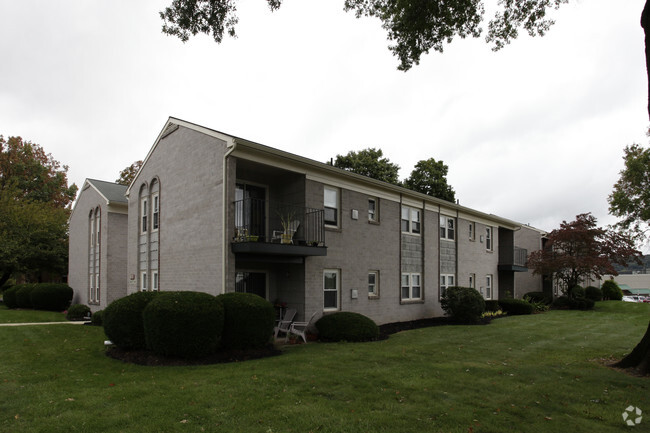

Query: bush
[31,283,73,311]
[103,291,159,350]
[217,292,275,350]
[585,286,603,302]
[552,296,571,309]
[484,300,500,312]
[315,312,379,342]
[66,304,91,321]
[601,280,623,301]
[91,310,104,327]
[569,297,595,310]
[15,284,36,309]
[143,291,224,358]
[524,291,550,304]
[569,286,585,299]
[441,287,486,324]
[3,286,20,309]
[498,298,534,315]
[523,296,550,313]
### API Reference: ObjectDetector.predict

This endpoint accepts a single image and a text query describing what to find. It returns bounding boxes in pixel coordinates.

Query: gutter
[221,139,237,294]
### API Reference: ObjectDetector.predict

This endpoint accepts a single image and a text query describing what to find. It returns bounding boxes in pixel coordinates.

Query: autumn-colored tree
[403,158,456,202]
[527,213,641,296]
[116,160,143,186]
[0,135,77,288]
[330,148,400,185]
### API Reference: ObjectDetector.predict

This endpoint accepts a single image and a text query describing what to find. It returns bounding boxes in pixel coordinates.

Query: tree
[116,160,143,186]
[608,143,650,237]
[527,213,641,296]
[329,148,400,185]
[0,135,76,288]
[403,158,455,202]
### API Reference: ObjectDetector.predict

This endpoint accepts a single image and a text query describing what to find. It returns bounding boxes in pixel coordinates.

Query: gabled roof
[86,179,128,205]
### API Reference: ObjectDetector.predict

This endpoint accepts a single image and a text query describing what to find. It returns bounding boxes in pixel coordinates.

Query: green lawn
[1,302,649,433]
[0,304,68,323]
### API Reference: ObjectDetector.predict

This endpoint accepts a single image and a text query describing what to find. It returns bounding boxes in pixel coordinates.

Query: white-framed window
[401,273,422,301]
[440,274,455,298]
[484,274,493,299]
[141,198,148,233]
[486,227,493,251]
[152,271,159,291]
[323,269,340,310]
[368,271,379,297]
[368,198,378,222]
[440,215,455,240]
[401,206,421,234]
[141,271,148,291]
[152,193,159,231]
[324,187,339,227]
[96,211,100,246]
[95,274,100,303]
[469,273,475,289]
[469,222,475,241]
[89,274,95,304]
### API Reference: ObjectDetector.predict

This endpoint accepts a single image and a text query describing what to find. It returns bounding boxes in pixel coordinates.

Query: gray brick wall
[457,218,499,298]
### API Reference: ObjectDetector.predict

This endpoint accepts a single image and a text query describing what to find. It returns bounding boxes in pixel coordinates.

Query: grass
[0,304,67,323]
[1,301,649,432]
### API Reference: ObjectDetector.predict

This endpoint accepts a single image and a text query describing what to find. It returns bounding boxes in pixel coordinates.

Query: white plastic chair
[287,311,319,343]
[274,308,297,340]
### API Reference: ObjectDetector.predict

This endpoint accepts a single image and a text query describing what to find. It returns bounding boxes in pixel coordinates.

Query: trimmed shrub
[484,300,500,312]
[524,291,550,304]
[143,291,224,358]
[31,283,73,311]
[217,292,275,350]
[315,312,379,342]
[66,304,91,321]
[441,287,486,324]
[104,291,159,350]
[585,286,603,302]
[3,286,20,309]
[552,296,571,309]
[91,310,104,327]
[15,284,36,309]
[569,297,595,310]
[498,298,534,315]
[601,280,623,301]
[569,286,585,299]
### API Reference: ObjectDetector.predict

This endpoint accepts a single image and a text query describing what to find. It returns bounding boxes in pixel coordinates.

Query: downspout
[221,140,237,295]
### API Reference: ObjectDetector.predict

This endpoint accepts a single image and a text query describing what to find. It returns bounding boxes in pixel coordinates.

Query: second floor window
[141,198,148,233]
[486,227,493,251]
[440,215,455,240]
[368,198,377,222]
[324,186,339,227]
[152,194,159,231]
[401,206,421,234]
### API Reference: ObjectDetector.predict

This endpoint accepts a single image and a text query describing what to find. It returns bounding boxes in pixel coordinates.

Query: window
[368,271,379,297]
[152,194,159,231]
[368,198,378,222]
[95,274,100,302]
[401,273,422,301]
[469,222,475,241]
[96,211,100,245]
[469,273,475,289]
[401,206,421,234]
[323,269,340,310]
[485,275,493,299]
[440,215,455,240]
[486,227,493,251]
[141,198,148,233]
[324,187,339,227]
[141,272,147,291]
[152,271,159,292]
[89,274,95,304]
[440,274,455,298]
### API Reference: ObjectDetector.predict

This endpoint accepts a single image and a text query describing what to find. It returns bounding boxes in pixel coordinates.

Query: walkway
[0,321,88,327]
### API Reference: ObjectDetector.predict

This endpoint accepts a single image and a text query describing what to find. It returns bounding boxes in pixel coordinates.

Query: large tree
[330,148,400,185]
[116,160,143,186]
[0,136,77,288]
[527,213,641,296]
[403,158,456,202]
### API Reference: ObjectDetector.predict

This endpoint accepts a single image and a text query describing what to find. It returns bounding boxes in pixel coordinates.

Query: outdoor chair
[274,308,297,340]
[272,220,300,244]
[287,310,319,343]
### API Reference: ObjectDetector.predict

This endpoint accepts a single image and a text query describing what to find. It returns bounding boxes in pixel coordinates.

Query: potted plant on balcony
[279,211,298,245]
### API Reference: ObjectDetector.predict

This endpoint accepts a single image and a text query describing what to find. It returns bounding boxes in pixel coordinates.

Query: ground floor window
[440,274,455,298]
[141,271,147,291]
[152,271,159,291]
[235,271,266,298]
[368,271,379,298]
[484,274,493,299]
[469,273,475,289]
[401,273,421,301]
[323,269,340,310]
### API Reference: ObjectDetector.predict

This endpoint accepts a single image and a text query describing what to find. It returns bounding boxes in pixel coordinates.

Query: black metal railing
[233,198,325,246]
[499,245,528,268]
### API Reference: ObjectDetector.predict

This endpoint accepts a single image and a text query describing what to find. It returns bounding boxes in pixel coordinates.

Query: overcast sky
[1,0,648,238]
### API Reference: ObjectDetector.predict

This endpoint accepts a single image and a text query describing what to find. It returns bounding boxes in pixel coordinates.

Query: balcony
[231,198,327,261]
[498,246,528,272]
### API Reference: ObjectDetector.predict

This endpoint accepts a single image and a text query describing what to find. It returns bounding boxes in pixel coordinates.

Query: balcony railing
[498,246,528,271]
[233,198,325,248]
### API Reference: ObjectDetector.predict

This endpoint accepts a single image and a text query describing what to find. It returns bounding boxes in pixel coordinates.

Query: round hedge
[441,286,486,323]
[15,284,36,309]
[143,291,224,358]
[498,298,534,315]
[91,310,104,327]
[568,297,595,310]
[524,291,550,304]
[66,304,91,321]
[601,280,623,301]
[315,312,379,342]
[103,291,159,350]
[31,283,73,311]
[569,286,585,299]
[585,286,603,302]
[217,292,275,350]
[3,286,20,309]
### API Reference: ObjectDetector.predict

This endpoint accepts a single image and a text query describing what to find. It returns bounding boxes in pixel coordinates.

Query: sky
[1,0,648,238]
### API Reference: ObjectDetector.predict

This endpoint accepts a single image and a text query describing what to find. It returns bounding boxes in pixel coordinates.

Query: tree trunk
[642,0,650,120]
[614,320,650,375]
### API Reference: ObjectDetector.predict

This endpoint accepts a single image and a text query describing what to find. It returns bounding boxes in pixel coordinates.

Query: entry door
[235,272,267,299]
